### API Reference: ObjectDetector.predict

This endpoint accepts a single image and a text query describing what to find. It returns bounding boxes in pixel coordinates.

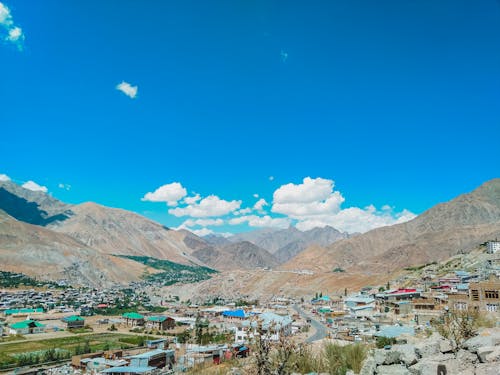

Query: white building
[487,241,500,254]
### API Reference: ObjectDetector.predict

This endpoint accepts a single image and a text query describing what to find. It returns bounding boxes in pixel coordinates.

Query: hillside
[49,202,204,266]
[0,180,73,225]
[0,209,145,287]
[229,225,349,263]
[192,241,279,271]
[285,179,500,274]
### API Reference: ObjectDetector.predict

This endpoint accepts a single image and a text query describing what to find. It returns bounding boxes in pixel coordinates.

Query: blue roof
[457,283,469,290]
[455,271,469,276]
[101,366,156,373]
[129,349,173,359]
[222,309,246,318]
[375,325,415,338]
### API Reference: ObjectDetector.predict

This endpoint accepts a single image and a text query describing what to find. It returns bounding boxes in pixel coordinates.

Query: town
[1,241,499,374]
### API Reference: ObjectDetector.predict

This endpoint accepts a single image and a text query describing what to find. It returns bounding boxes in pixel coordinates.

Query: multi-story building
[487,241,500,254]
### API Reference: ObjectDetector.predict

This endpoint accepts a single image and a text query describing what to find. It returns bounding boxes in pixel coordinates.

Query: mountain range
[0,178,499,294]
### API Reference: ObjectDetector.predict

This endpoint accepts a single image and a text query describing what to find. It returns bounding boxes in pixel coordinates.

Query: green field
[0,333,156,370]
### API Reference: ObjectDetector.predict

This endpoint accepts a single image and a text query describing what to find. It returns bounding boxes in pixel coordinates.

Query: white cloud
[0,2,24,49]
[184,194,201,205]
[234,207,252,215]
[0,173,10,181]
[58,183,71,191]
[271,176,416,234]
[229,214,290,229]
[169,195,241,218]
[22,180,48,193]
[116,81,138,99]
[253,193,259,198]
[269,176,274,181]
[142,182,187,206]
[253,198,268,211]
[181,218,224,227]
[190,227,214,237]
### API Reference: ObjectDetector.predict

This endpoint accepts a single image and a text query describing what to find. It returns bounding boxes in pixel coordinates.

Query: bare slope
[49,202,203,266]
[0,209,145,286]
[285,179,500,274]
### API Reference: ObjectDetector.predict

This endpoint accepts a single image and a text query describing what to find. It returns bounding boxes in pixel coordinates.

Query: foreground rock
[359,328,500,375]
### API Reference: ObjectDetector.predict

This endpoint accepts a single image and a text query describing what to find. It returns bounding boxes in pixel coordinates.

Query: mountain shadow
[0,188,72,226]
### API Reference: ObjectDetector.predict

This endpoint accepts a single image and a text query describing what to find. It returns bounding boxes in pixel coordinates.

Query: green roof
[122,312,144,320]
[4,308,43,315]
[147,316,167,322]
[10,320,45,329]
[64,315,84,322]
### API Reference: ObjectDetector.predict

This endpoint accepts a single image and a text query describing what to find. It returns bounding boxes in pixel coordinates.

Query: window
[486,304,498,312]
[470,289,479,301]
[484,290,499,299]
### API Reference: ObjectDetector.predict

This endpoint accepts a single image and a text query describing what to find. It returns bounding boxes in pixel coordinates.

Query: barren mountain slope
[49,202,203,266]
[191,241,279,271]
[0,209,145,286]
[284,179,500,273]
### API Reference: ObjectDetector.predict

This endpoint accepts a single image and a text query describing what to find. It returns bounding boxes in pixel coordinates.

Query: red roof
[96,304,108,308]
[389,288,417,294]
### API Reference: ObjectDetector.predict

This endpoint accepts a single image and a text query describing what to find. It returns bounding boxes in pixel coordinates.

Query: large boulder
[360,356,377,375]
[376,364,410,375]
[414,339,440,358]
[484,345,500,363]
[391,344,418,366]
[477,346,496,363]
[373,349,401,365]
[475,363,500,375]
[463,329,500,353]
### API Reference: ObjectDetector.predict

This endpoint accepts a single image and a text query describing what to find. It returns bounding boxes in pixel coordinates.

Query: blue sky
[0,1,499,235]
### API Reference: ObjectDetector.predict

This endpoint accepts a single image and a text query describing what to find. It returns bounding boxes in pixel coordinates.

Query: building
[487,241,500,254]
[122,312,145,327]
[145,316,175,331]
[344,295,376,317]
[62,315,85,329]
[469,280,500,312]
[9,320,45,335]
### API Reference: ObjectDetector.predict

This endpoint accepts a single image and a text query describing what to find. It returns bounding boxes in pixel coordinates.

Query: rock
[392,344,417,366]
[463,329,500,352]
[437,338,453,353]
[484,345,500,363]
[474,363,500,375]
[373,349,401,365]
[360,356,377,375]
[455,348,478,364]
[414,339,440,358]
[346,371,355,375]
[477,346,495,363]
[376,364,410,375]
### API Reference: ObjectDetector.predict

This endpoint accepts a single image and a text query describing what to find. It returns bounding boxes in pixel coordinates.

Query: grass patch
[115,255,217,286]
[0,333,154,370]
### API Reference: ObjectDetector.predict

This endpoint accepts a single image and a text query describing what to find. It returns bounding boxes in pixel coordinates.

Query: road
[292,304,328,343]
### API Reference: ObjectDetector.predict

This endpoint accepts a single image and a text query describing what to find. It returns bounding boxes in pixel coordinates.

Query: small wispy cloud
[0,2,25,50]
[58,183,71,191]
[116,81,138,99]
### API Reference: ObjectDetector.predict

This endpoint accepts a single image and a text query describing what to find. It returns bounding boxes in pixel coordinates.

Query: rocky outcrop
[360,328,500,375]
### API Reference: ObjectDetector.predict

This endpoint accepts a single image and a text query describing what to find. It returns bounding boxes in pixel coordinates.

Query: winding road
[292,304,328,343]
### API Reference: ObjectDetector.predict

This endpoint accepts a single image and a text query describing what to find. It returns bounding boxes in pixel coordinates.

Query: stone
[376,364,411,375]
[414,339,440,358]
[455,348,478,364]
[392,344,418,366]
[346,371,355,375]
[477,346,495,363]
[374,349,387,365]
[437,338,453,353]
[484,345,500,363]
[360,356,377,375]
[463,329,500,353]
[474,363,500,375]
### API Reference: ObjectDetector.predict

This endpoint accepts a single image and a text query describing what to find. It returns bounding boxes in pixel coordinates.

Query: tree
[431,307,479,353]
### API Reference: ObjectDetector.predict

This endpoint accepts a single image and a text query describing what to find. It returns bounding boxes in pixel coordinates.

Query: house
[222,309,246,320]
[122,312,145,327]
[145,316,175,331]
[9,320,45,335]
[344,295,376,317]
[258,312,293,341]
[487,241,500,254]
[62,315,85,329]
[128,349,175,370]
[4,308,43,317]
[377,289,421,301]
